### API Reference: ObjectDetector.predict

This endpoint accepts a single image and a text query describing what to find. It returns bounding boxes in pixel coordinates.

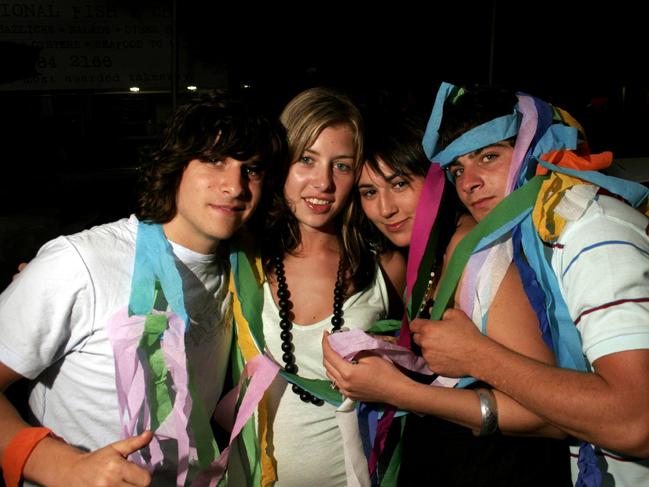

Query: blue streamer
[512,226,553,349]
[129,221,189,328]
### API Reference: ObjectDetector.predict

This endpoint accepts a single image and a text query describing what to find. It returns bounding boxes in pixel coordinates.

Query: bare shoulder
[445,213,477,263]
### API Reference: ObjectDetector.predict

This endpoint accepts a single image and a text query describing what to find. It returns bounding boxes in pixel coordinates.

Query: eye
[299,156,313,165]
[359,188,376,199]
[243,165,265,180]
[334,161,352,173]
[480,153,499,164]
[205,157,223,165]
[392,179,409,191]
[448,165,464,179]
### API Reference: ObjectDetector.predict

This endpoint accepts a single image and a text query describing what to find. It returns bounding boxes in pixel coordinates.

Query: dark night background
[0,0,648,290]
[0,2,647,481]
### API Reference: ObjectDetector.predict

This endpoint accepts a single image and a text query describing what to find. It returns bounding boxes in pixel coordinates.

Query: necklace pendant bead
[285,363,297,374]
[299,391,312,403]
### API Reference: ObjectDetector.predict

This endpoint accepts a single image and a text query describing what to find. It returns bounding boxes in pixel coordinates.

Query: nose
[220,163,245,197]
[311,164,334,191]
[379,192,397,218]
[459,166,483,194]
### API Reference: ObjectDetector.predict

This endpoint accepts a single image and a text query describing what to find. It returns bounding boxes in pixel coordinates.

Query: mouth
[470,197,494,210]
[303,197,333,212]
[209,203,245,214]
[384,218,408,232]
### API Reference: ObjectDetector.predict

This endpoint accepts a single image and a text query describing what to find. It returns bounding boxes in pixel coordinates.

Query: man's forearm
[467,339,649,456]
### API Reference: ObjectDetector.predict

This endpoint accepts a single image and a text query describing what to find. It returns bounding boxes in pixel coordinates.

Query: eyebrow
[468,142,511,158]
[357,182,376,189]
[304,148,354,160]
[358,170,404,188]
[449,142,511,166]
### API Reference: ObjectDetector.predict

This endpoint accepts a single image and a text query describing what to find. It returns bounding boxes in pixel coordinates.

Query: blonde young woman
[228,88,404,486]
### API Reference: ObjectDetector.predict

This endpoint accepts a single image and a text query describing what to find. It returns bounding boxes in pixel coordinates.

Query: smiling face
[447,141,513,222]
[282,124,356,234]
[163,156,265,253]
[358,158,425,248]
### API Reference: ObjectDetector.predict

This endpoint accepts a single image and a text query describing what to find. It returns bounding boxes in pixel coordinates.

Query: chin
[387,235,409,248]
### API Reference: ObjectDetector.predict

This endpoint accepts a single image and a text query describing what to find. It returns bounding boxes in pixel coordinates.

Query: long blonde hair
[280,87,364,172]
[264,87,374,291]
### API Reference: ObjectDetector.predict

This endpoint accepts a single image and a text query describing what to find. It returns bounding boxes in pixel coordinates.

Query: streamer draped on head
[417,81,649,487]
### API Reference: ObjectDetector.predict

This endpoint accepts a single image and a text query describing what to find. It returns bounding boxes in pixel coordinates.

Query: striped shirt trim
[575,297,649,325]
[570,449,644,462]
[563,240,649,278]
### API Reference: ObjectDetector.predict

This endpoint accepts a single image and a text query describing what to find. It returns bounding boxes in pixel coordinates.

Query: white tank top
[262,266,389,486]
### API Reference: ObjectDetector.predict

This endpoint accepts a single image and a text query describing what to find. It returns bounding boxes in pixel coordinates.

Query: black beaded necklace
[272,254,346,406]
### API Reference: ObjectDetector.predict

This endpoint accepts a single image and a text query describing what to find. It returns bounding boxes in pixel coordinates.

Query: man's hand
[411,308,489,378]
[35,431,154,487]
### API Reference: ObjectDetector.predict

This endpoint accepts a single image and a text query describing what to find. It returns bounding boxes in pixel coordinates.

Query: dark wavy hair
[136,91,287,223]
[354,114,463,262]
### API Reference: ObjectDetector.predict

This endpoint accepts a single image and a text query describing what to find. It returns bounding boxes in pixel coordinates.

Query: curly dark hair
[136,91,287,223]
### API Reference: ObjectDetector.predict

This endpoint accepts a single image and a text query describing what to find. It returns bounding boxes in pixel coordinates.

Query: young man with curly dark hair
[0,92,286,487]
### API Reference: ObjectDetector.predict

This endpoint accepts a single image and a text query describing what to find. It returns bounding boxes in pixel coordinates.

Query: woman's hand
[322,332,409,404]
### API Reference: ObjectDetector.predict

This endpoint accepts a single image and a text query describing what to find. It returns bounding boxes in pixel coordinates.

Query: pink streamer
[506,95,538,193]
[406,164,445,303]
[328,329,457,474]
[107,308,200,485]
[192,353,280,487]
[458,248,488,318]
[328,329,457,389]
[212,382,238,434]
[399,164,445,349]
[107,308,156,465]
[159,313,193,486]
